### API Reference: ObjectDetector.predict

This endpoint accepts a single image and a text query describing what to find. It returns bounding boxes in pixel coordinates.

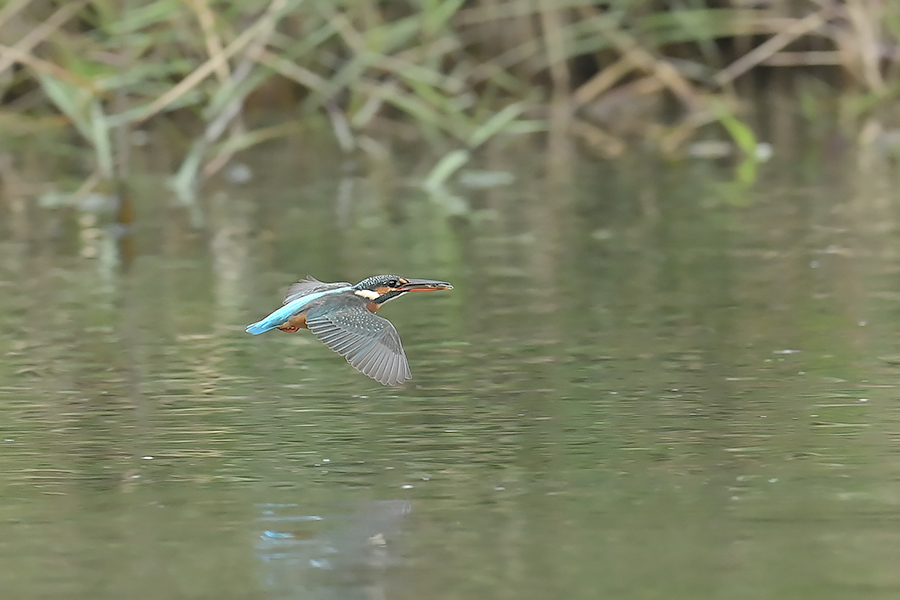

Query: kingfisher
[246,275,453,386]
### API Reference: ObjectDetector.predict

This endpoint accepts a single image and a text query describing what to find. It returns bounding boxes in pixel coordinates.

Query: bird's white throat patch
[354,289,381,300]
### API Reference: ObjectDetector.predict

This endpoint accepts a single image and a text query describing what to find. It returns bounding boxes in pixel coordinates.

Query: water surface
[2,142,900,599]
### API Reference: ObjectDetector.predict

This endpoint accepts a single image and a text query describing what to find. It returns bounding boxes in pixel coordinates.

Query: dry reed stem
[539,0,570,94]
[455,0,590,25]
[325,100,355,153]
[71,169,102,203]
[613,35,700,112]
[844,0,885,92]
[0,0,89,78]
[256,49,329,94]
[324,10,368,54]
[201,0,286,175]
[326,9,462,102]
[188,0,246,162]
[573,57,634,107]
[659,109,722,154]
[762,50,841,66]
[714,8,832,86]
[0,0,31,30]
[128,0,288,124]
[468,36,542,85]
[351,83,391,129]
[579,6,701,112]
[571,118,625,158]
[189,0,233,84]
[539,0,573,166]
[0,42,96,91]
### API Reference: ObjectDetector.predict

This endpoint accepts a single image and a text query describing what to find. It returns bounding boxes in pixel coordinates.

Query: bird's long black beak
[399,278,453,292]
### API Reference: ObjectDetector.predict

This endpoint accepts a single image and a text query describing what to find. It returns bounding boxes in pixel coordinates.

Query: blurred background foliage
[0,0,899,199]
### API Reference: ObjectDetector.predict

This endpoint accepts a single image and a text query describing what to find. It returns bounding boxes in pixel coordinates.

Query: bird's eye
[387,279,398,287]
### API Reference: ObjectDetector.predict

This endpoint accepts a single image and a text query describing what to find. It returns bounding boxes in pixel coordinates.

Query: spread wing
[305,298,412,386]
[283,276,350,305]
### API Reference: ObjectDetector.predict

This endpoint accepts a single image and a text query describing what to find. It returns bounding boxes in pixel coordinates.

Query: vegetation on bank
[1,0,899,196]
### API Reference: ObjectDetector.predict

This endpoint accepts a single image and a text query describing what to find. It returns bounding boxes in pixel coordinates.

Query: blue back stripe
[245,286,352,334]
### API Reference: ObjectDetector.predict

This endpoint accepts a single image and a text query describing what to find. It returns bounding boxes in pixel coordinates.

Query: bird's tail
[245,320,275,335]
[245,288,340,335]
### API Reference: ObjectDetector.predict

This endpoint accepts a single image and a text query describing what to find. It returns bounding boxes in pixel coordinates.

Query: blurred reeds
[1,0,899,196]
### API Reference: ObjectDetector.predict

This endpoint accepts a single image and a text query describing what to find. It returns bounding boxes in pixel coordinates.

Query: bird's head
[353,275,453,305]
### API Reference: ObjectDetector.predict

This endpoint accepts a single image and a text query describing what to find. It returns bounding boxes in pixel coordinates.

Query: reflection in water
[256,500,411,600]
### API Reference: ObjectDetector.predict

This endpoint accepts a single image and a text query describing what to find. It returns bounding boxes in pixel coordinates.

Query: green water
[2,143,900,599]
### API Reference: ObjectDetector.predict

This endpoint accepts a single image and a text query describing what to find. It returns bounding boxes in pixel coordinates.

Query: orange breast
[366,301,378,313]
[277,313,308,332]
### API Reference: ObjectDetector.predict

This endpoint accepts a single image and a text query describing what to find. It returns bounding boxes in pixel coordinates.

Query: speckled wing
[305,298,412,386]
[283,276,350,305]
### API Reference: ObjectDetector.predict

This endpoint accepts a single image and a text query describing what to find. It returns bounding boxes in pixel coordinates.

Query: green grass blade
[716,107,757,157]
[35,72,92,140]
[469,102,526,147]
[89,100,114,178]
[423,149,470,190]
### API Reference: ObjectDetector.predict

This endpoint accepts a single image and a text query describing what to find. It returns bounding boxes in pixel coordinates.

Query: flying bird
[246,275,453,385]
